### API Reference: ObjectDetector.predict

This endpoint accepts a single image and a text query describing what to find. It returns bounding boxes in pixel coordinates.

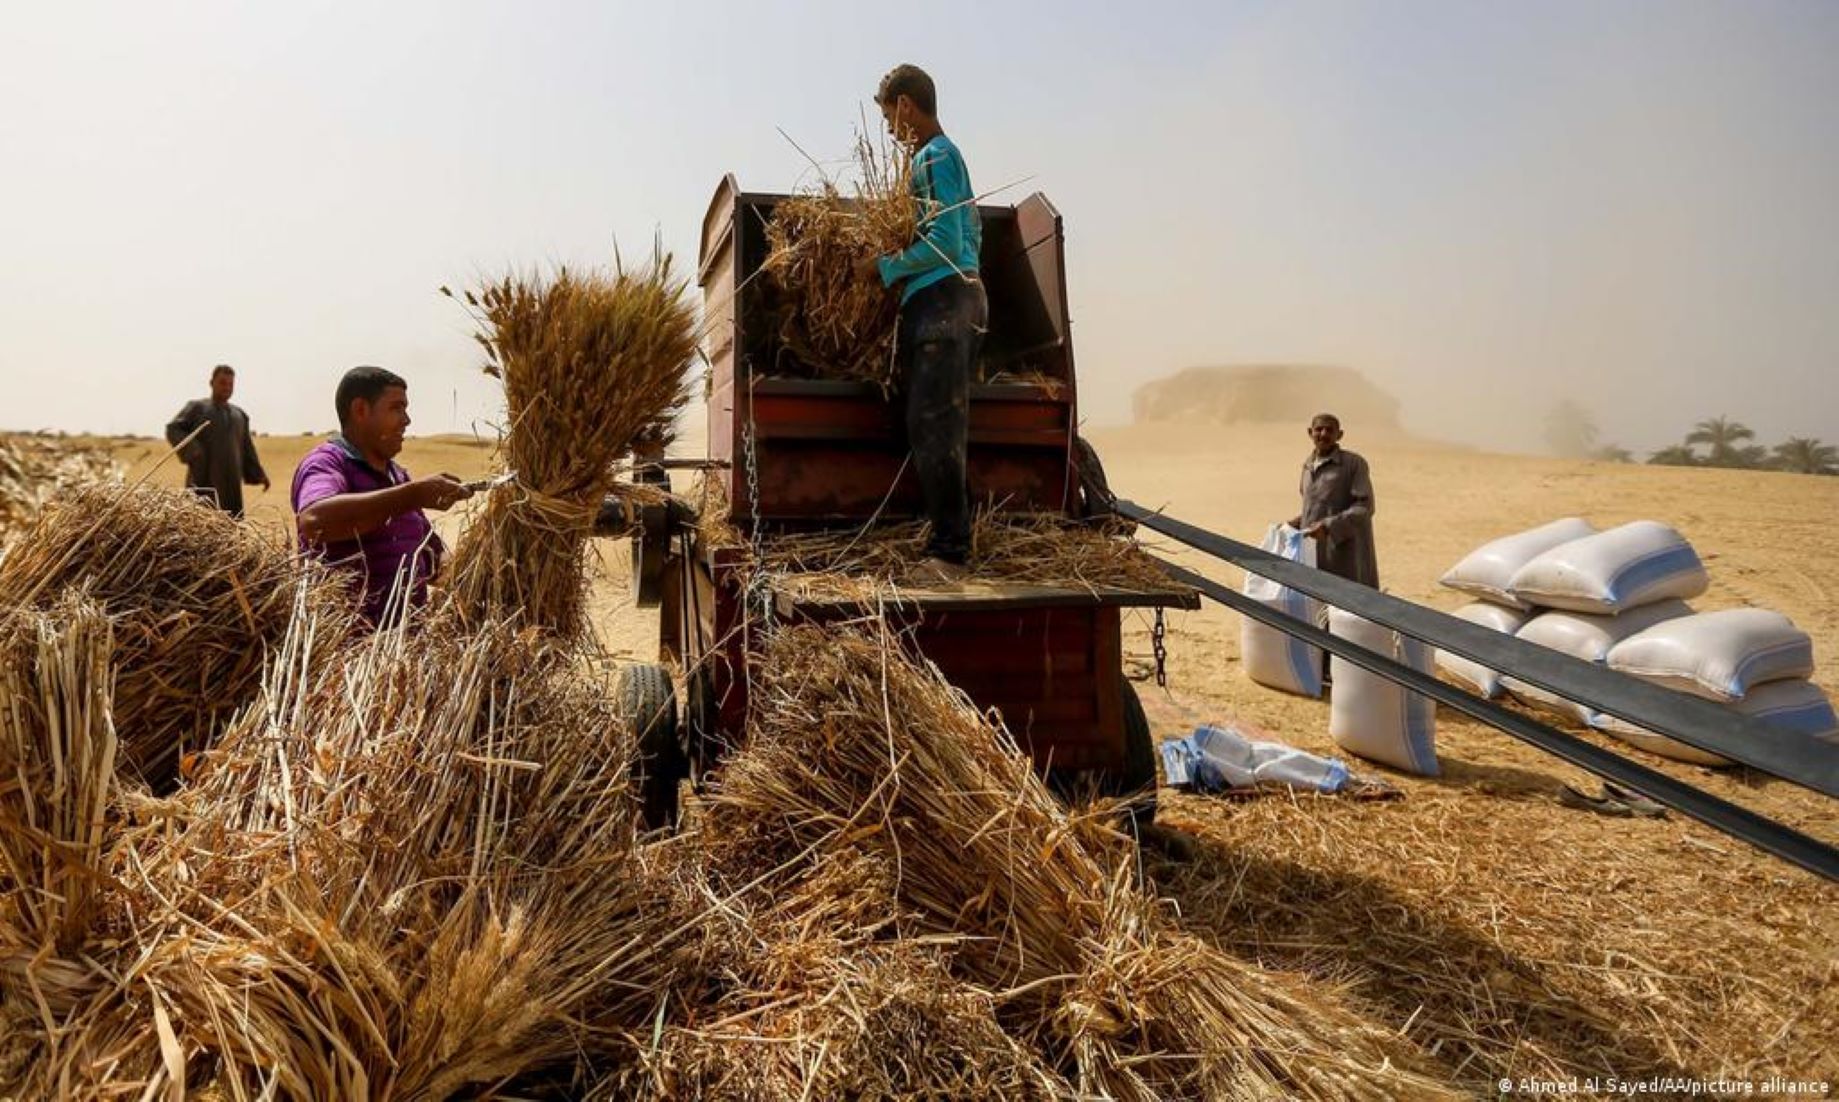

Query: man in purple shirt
[291,366,473,627]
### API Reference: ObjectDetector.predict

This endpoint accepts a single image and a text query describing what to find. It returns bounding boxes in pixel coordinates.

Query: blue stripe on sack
[1727,639,1815,697]
[1604,543,1701,606]
[1277,529,1321,695]
[1284,591,1318,693]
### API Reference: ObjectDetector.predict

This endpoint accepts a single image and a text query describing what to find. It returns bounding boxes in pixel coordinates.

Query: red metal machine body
[666,176,1192,778]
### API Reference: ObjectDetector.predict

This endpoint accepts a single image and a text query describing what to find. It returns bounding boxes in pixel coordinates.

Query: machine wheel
[1108,678,1159,828]
[619,663,685,832]
[1045,677,1159,828]
[684,664,723,782]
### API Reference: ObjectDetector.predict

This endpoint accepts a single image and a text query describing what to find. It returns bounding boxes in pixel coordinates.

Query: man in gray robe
[1288,412,1378,588]
[165,364,270,518]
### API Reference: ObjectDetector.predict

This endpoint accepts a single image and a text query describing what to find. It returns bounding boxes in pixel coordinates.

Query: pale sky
[3,1,1835,454]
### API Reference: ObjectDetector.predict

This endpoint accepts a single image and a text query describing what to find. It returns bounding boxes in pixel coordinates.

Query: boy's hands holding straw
[854,254,884,283]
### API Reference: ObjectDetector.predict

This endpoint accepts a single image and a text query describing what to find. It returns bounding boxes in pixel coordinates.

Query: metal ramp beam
[1115,501,1839,882]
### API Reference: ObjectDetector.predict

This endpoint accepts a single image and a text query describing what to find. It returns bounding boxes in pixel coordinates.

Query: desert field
[100,419,1839,1087]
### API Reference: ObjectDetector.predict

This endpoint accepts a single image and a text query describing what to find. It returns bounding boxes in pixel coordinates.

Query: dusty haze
[2,2,1835,455]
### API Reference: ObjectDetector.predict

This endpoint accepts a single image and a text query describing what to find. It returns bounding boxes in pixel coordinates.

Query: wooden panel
[750,447,1071,523]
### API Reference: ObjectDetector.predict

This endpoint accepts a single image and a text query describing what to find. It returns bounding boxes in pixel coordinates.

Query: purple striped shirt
[290,437,443,627]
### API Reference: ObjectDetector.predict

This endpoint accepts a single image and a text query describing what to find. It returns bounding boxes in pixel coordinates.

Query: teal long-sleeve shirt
[876,133,981,304]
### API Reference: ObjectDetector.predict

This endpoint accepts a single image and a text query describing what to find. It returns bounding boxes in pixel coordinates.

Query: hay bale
[442,256,699,637]
[760,136,917,386]
[637,942,1070,1101]
[702,625,1454,1100]
[591,840,1073,1101]
[0,482,351,791]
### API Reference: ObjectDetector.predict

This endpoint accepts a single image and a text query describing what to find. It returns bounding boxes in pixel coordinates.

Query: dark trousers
[895,276,987,563]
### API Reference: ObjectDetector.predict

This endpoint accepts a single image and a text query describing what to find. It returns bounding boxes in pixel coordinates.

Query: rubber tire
[1043,678,1159,828]
[1111,678,1159,827]
[619,663,684,832]
[684,665,724,782]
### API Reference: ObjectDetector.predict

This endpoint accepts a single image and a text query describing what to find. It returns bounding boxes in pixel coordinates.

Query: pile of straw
[0,478,1502,1096]
[761,135,918,386]
[691,625,1451,1100]
[0,590,159,1091]
[1,606,687,1099]
[0,594,117,978]
[442,256,699,637]
[0,482,352,790]
[762,512,1174,598]
[0,433,121,541]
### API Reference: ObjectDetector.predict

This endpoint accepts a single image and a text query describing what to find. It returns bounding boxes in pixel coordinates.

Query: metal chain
[1152,607,1168,688]
[741,399,774,632]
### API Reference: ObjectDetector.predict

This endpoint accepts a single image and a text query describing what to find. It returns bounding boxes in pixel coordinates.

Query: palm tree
[1685,416,1758,467]
[1772,437,1839,475]
[1648,444,1699,467]
[1733,444,1769,470]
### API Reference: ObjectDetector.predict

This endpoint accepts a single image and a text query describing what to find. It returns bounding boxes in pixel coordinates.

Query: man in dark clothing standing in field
[857,63,985,582]
[1288,413,1378,588]
[165,364,270,517]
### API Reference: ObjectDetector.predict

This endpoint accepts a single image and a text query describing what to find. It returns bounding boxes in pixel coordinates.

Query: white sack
[1502,600,1693,722]
[1240,524,1324,698]
[1593,679,1838,767]
[1606,608,1814,702]
[1439,518,1596,608]
[1328,607,1438,775]
[1434,601,1533,699]
[1507,520,1708,613]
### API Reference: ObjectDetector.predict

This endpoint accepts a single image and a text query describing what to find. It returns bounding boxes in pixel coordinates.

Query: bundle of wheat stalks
[762,134,918,386]
[0,482,352,790]
[667,625,1451,1101]
[1,604,693,1098]
[0,593,117,969]
[0,433,121,541]
[615,840,1076,1100]
[442,254,699,637]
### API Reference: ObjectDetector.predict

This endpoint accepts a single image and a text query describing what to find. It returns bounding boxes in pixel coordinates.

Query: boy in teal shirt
[859,63,985,575]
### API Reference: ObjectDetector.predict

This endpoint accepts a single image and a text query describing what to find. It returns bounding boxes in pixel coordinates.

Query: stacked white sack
[1501,600,1694,723]
[1434,602,1532,699]
[1507,521,1708,614]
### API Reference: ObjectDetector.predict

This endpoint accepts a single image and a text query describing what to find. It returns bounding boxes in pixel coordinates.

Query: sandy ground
[107,422,1839,1087]
[1092,421,1839,1086]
